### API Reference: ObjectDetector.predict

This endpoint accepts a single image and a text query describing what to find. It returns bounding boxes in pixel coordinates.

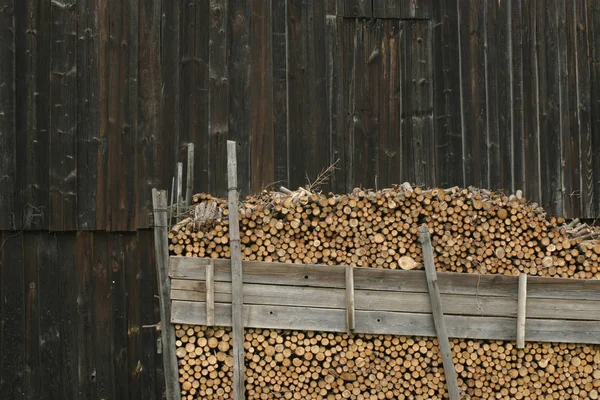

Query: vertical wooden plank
[565,0,582,218]
[160,0,180,197]
[511,0,526,194]
[125,233,142,400]
[180,0,209,195]
[378,20,401,188]
[401,0,433,19]
[76,0,101,230]
[15,0,51,230]
[75,232,93,399]
[57,234,77,399]
[485,0,502,190]
[345,266,355,332]
[23,233,41,399]
[272,0,289,187]
[366,20,382,190]
[0,0,18,230]
[251,0,275,193]
[458,0,488,188]
[419,226,460,400]
[209,0,229,197]
[327,15,346,193]
[109,233,128,399]
[91,232,112,399]
[351,21,373,188]
[341,19,357,192]
[38,233,61,399]
[401,20,435,186]
[185,144,194,206]
[576,0,594,217]
[137,0,163,228]
[106,0,139,231]
[590,0,600,217]
[517,274,528,349]
[227,141,245,400]
[138,231,158,400]
[206,260,215,326]
[228,0,251,195]
[522,0,542,203]
[151,189,181,400]
[0,232,25,398]
[49,0,78,231]
[432,0,463,188]
[537,0,564,216]
[343,0,371,17]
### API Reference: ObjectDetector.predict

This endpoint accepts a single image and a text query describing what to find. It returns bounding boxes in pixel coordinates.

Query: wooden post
[152,189,181,400]
[419,225,461,400]
[345,266,355,332]
[186,143,194,206]
[206,259,215,327]
[517,274,528,349]
[227,140,245,400]
[176,162,183,220]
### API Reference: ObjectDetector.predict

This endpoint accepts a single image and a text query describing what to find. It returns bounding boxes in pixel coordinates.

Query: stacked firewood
[170,184,600,399]
[176,326,600,400]
[169,185,600,279]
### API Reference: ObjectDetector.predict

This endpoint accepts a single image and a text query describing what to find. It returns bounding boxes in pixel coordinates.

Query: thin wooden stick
[345,266,355,332]
[169,176,175,228]
[206,259,215,326]
[227,140,245,400]
[152,189,181,400]
[419,225,460,400]
[176,162,183,221]
[186,143,194,206]
[517,274,528,349]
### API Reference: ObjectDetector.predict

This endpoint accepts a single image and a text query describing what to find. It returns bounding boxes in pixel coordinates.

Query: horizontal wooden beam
[169,257,600,300]
[171,301,600,344]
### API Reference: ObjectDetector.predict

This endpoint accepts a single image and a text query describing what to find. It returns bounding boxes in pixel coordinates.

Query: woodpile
[176,325,600,400]
[170,185,600,399]
[169,185,600,279]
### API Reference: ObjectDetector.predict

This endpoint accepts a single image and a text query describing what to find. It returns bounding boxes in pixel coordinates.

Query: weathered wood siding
[0,0,599,231]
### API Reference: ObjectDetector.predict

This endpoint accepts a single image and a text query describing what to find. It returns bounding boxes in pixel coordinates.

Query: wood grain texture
[23,234,41,399]
[272,0,289,188]
[15,0,50,230]
[208,0,229,197]
[49,0,78,231]
[0,232,25,398]
[588,0,600,217]
[0,0,18,231]
[341,0,371,17]
[250,0,274,193]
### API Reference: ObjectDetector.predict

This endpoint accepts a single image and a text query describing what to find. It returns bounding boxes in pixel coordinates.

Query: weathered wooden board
[171,301,600,344]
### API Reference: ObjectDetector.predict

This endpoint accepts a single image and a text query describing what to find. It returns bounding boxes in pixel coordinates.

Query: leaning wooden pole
[152,189,181,400]
[419,225,461,400]
[227,140,245,400]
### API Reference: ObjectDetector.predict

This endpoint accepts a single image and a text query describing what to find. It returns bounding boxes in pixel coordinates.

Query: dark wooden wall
[0,231,164,399]
[0,0,599,233]
[1,0,600,398]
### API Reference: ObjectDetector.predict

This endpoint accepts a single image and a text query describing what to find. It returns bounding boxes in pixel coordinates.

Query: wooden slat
[510,0,526,195]
[250,0,274,193]
[345,266,355,332]
[15,0,50,230]
[517,274,527,349]
[208,0,229,197]
[432,0,464,188]
[49,0,78,231]
[373,0,432,19]
[0,0,18,230]
[272,0,289,187]
[169,257,600,300]
[228,0,251,195]
[206,260,215,326]
[172,301,600,344]
[485,0,502,190]
[226,141,245,400]
[420,226,460,400]
[171,278,600,321]
[589,0,600,218]
[23,234,41,398]
[136,0,163,229]
[151,190,181,400]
